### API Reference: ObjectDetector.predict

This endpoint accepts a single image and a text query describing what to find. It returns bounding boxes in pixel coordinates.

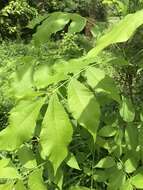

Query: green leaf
[0,98,44,151]
[131,171,143,188]
[33,12,70,46]
[66,153,81,170]
[68,79,100,141]
[54,168,63,190]
[120,180,133,190]
[95,76,121,103]
[10,57,36,99]
[120,97,135,122]
[86,9,143,61]
[27,14,49,29]
[40,94,73,174]
[108,167,125,190]
[124,157,138,173]
[15,180,26,190]
[0,183,14,190]
[17,145,37,169]
[0,159,20,179]
[33,62,68,89]
[85,67,105,88]
[93,170,108,182]
[70,186,90,190]
[28,168,46,190]
[68,13,87,34]
[95,156,115,168]
[125,124,138,150]
[98,125,117,137]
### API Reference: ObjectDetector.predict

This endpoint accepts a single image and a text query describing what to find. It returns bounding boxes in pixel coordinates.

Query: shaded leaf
[17,145,37,169]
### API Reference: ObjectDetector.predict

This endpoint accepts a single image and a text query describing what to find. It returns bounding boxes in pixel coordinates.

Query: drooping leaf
[95,156,115,169]
[68,13,87,34]
[120,97,135,122]
[0,159,20,179]
[40,94,73,173]
[0,98,44,151]
[68,79,100,141]
[131,171,143,188]
[28,168,47,190]
[66,153,81,170]
[17,145,37,169]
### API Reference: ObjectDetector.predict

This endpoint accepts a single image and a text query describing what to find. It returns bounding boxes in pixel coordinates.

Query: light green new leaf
[86,9,143,61]
[68,13,87,34]
[28,168,47,190]
[95,156,115,168]
[68,79,100,141]
[17,145,37,169]
[120,97,135,122]
[40,94,73,174]
[85,67,105,88]
[66,153,81,170]
[33,12,70,46]
[0,98,44,151]
[0,159,20,179]
[131,171,143,188]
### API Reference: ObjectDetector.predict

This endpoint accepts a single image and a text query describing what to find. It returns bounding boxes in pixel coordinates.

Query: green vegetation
[1,1,143,190]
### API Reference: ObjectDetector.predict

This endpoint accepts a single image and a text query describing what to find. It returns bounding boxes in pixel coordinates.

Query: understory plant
[1,10,143,190]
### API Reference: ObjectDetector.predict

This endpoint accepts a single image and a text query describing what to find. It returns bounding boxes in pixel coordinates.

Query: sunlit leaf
[0,98,44,151]
[40,94,73,173]
[68,79,100,141]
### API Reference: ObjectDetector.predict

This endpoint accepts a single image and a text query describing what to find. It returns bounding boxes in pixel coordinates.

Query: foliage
[1,8,143,190]
[0,0,37,39]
